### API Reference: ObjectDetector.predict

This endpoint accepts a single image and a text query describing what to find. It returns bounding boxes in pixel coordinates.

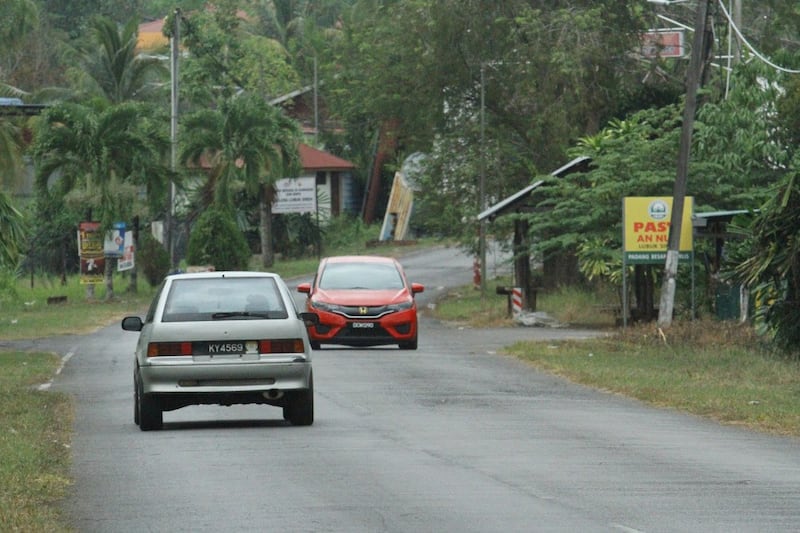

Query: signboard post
[622,197,694,327]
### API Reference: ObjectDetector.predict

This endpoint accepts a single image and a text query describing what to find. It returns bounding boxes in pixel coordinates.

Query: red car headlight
[309,300,341,313]
[386,300,414,312]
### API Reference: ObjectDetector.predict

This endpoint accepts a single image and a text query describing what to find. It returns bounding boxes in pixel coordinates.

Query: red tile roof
[299,143,355,171]
[190,143,354,172]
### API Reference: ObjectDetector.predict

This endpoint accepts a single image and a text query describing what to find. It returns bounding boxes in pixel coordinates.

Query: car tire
[136,371,163,431]
[399,337,418,350]
[310,341,321,350]
[134,371,140,426]
[283,373,314,426]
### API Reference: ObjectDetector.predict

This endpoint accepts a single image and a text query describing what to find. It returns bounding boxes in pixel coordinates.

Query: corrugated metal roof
[692,209,753,228]
[477,156,592,221]
[477,180,545,221]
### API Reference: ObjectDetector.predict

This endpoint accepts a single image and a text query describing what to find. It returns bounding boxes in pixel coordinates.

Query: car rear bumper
[140,360,312,395]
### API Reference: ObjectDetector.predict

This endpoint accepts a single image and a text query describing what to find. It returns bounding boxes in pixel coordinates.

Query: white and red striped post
[511,287,523,317]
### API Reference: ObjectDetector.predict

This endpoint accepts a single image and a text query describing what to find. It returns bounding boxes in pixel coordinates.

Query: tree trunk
[127,217,139,293]
[104,256,115,301]
[260,184,275,268]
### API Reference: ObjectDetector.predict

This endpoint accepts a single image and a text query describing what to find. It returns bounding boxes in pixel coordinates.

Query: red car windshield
[319,263,405,290]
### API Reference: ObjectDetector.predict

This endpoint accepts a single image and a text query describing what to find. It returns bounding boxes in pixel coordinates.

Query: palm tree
[181,93,301,267]
[1,0,37,186]
[0,191,27,269]
[0,112,24,186]
[0,1,36,276]
[69,16,168,104]
[0,100,29,274]
[33,101,169,298]
[0,0,38,51]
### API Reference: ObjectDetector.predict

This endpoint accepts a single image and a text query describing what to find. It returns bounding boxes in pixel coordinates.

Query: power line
[716,0,800,75]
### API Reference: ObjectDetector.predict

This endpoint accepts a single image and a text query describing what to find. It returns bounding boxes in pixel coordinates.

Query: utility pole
[313,56,319,145]
[168,8,180,268]
[478,62,487,297]
[732,0,742,64]
[657,0,713,327]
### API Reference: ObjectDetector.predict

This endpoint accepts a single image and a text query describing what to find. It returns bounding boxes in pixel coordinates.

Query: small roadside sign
[273,176,317,214]
[623,197,693,264]
[641,30,685,59]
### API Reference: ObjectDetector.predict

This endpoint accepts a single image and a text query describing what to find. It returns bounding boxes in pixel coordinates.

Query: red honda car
[297,255,424,350]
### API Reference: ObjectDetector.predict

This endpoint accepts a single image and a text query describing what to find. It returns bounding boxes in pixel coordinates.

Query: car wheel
[283,373,314,426]
[399,337,418,350]
[310,341,321,350]
[136,371,163,431]
[134,372,140,426]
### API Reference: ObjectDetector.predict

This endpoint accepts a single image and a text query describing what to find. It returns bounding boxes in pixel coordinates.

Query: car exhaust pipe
[263,389,283,400]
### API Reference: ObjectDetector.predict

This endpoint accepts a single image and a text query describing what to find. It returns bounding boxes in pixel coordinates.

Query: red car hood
[313,288,412,306]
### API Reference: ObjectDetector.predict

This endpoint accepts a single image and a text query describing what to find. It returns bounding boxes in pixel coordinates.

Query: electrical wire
[716,0,800,74]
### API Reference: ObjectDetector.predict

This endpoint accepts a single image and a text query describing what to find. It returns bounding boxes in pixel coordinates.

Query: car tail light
[147,342,192,357]
[259,339,305,354]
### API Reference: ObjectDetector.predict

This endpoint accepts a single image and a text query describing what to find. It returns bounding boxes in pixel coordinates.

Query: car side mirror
[121,316,144,331]
[411,283,425,294]
[297,283,311,294]
[299,312,319,327]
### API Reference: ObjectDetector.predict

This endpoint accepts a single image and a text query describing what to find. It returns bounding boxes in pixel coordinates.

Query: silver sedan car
[121,271,317,431]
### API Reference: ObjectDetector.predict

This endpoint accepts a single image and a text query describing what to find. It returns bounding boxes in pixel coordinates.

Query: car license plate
[352,322,374,329]
[197,341,246,355]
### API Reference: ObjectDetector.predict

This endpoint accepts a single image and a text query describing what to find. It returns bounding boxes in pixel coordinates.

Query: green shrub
[138,231,170,286]
[186,207,250,271]
[0,267,20,309]
[321,215,380,252]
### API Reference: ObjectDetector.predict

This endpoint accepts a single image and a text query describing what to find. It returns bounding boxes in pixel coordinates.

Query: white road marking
[37,349,75,391]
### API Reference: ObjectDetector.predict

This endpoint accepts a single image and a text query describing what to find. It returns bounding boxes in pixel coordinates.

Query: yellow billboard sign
[623,197,693,264]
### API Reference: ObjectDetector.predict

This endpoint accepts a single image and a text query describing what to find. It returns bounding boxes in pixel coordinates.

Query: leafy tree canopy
[175,0,300,105]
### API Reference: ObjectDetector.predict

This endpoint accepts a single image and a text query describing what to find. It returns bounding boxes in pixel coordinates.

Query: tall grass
[0,351,72,532]
[505,320,800,436]
[433,279,619,328]
[1,271,156,341]
[538,284,619,328]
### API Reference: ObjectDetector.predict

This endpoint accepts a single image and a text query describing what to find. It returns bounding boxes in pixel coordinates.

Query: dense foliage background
[2,0,800,351]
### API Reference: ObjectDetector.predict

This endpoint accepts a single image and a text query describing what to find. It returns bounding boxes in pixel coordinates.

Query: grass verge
[0,351,73,531]
[505,320,800,436]
[433,279,619,329]
[434,281,800,437]
[0,273,157,341]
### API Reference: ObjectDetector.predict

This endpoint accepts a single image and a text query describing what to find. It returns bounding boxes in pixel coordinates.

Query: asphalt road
[32,246,800,532]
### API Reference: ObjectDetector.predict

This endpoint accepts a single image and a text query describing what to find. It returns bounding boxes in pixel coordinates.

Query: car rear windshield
[319,262,405,290]
[161,277,288,322]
